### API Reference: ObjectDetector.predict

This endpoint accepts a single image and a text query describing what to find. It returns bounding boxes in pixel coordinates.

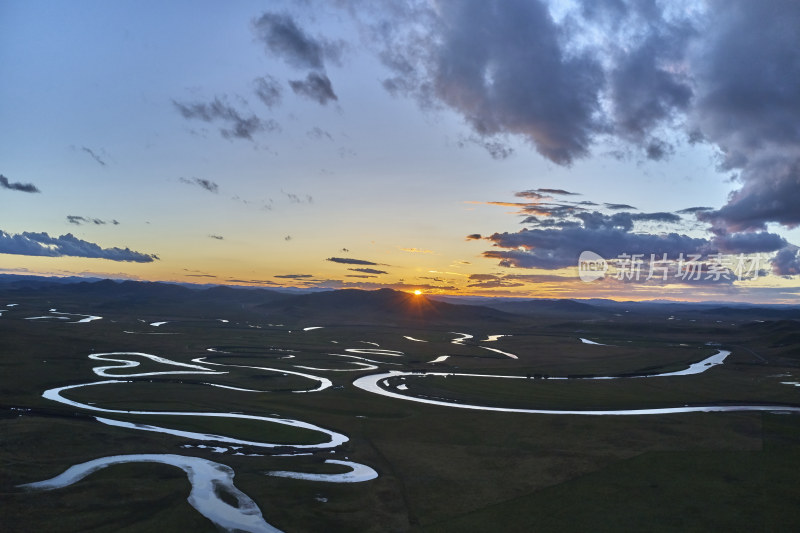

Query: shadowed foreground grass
[1,293,799,532]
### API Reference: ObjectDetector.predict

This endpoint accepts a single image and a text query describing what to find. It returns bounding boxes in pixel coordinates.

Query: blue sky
[2,0,799,302]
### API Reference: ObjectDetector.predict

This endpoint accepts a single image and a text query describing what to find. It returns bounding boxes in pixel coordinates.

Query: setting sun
[413,290,422,295]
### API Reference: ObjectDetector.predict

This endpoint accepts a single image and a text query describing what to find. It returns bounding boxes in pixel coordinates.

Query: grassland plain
[1,286,800,531]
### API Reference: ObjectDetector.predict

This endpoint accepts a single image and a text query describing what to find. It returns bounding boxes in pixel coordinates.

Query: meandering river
[17,325,800,532]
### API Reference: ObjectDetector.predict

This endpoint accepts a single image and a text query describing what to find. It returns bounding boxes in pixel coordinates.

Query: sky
[1,0,799,303]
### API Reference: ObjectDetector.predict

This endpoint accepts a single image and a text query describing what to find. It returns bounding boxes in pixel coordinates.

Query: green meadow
[2,290,800,532]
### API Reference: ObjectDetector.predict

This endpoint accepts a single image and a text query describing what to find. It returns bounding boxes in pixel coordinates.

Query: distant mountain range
[0,275,797,324]
[255,287,513,326]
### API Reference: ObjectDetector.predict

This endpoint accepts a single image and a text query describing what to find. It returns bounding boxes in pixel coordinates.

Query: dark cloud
[631,212,682,224]
[289,72,338,105]
[180,177,219,194]
[523,203,584,217]
[536,188,580,196]
[252,12,343,71]
[1,174,40,193]
[697,156,800,231]
[468,274,498,281]
[274,273,314,279]
[252,12,343,108]
[514,188,580,201]
[711,232,787,254]
[67,216,120,226]
[690,1,800,167]
[772,246,800,276]
[481,203,783,270]
[81,147,107,166]
[525,218,582,229]
[687,1,800,232]
[173,97,279,141]
[591,2,695,153]
[208,234,224,240]
[575,212,636,231]
[346,274,377,278]
[484,227,710,270]
[326,257,379,266]
[604,203,637,211]
[0,230,157,263]
[349,267,388,275]
[370,0,605,165]
[253,75,283,108]
[350,1,800,237]
[465,234,483,240]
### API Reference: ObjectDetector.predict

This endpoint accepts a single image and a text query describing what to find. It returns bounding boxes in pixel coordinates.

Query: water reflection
[19,454,281,533]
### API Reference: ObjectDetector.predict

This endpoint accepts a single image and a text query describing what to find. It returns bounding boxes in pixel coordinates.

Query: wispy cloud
[282,190,313,203]
[467,273,524,289]
[173,97,279,141]
[289,72,338,105]
[348,267,387,275]
[225,278,279,285]
[252,12,343,107]
[252,12,343,71]
[605,203,637,210]
[81,147,107,166]
[326,257,380,266]
[253,75,283,108]
[274,273,314,279]
[399,247,433,254]
[208,234,224,240]
[1,174,40,193]
[307,126,333,141]
[0,230,158,263]
[180,177,219,194]
[67,216,119,226]
[534,189,580,196]
[458,136,514,160]
[677,207,713,215]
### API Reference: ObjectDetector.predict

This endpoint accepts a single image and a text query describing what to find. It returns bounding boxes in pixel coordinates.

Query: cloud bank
[0,230,158,263]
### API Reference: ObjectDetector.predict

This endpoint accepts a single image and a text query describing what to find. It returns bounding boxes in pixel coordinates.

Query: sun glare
[413,290,422,295]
